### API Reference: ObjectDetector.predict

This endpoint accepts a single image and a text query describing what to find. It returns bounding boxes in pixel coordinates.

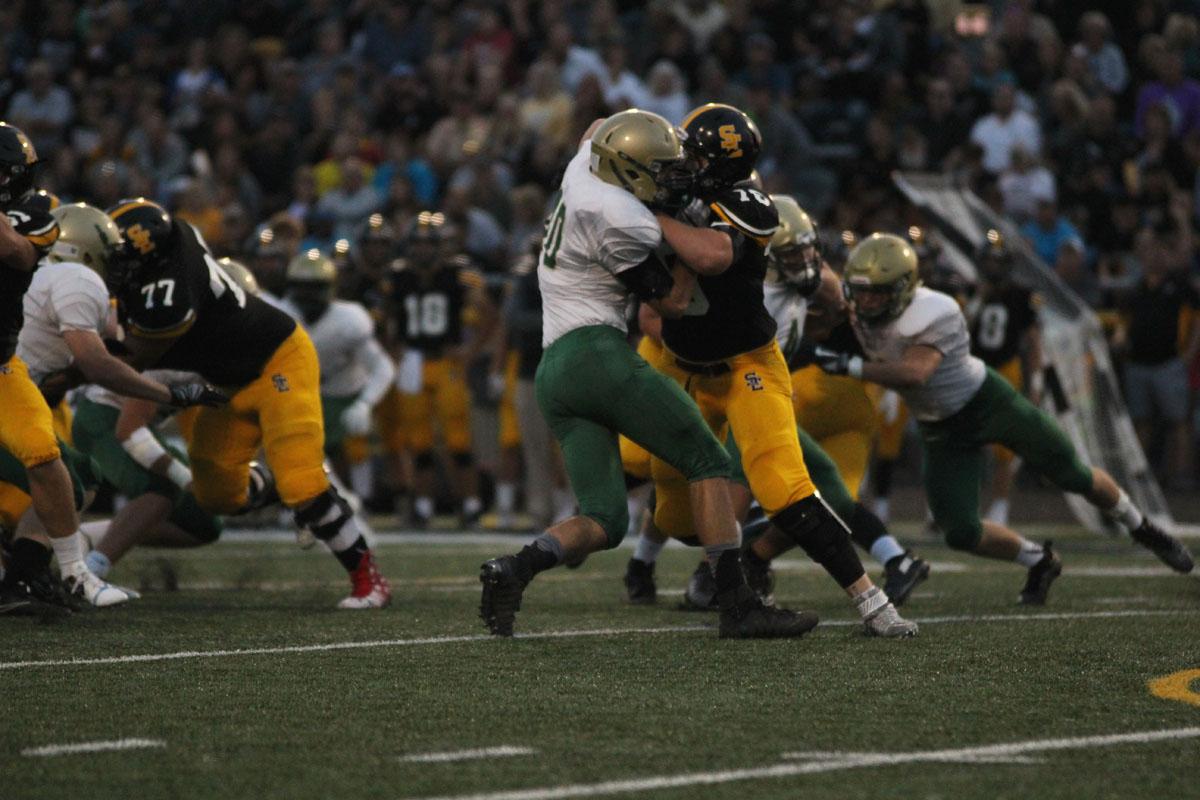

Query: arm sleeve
[707,188,779,246]
[50,272,110,333]
[357,337,396,408]
[597,223,663,276]
[911,300,968,356]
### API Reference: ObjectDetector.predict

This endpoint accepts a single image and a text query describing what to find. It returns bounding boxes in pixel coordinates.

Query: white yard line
[401,727,1200,800]
[21,738,165,757]
[2,608,1196,673]
[400,747,537,764]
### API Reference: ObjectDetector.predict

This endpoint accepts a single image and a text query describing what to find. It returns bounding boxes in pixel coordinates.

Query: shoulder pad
[707,187,779,245]
[6,204,60,251]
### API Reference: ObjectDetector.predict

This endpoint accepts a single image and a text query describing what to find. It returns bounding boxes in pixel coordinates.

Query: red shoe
[338,551,391,609]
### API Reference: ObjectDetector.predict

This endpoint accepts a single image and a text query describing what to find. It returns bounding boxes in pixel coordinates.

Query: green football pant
[536,325,730,547]
[918,367,1093,550]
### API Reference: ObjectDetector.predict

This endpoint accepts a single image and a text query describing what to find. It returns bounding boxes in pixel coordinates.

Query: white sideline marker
[401,747,537,764]
[403,727,1200,800]
[2,608,1197,673]
[22,738,165,758]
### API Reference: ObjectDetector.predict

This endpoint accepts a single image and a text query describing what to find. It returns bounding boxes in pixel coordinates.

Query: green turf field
[4,524,1199,800]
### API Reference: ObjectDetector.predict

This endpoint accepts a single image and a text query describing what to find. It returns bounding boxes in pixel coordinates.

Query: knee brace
[414,450,437,470]
[772,495,865,588]
[847,502,888,552]
[294,487,359,550]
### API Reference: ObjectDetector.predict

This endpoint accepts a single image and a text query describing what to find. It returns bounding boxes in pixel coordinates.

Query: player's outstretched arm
[115,396,192,491]
[62,329,174,404]
[654,212,733,276]
[0,210,38,271]
[816,343,943,389]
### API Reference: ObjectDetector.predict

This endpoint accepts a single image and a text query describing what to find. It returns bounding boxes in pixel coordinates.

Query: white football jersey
[852,287,986,422]
[762,278,807,359]
[17,261,111,384]
[538,139,663,347]
[279,298,375,398]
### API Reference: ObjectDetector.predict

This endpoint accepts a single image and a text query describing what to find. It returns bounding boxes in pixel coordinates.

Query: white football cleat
[62,563,139,607]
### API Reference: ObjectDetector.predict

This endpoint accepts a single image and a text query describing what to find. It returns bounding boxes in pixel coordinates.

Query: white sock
[85,550,111,579]
[853,585,889,620]
[1015,539,1044,567]
[553,487,575,521]
[872,497,890,523]
[495,483,516,514]
[870,535,906,567]
[79,520,109,549]
[50,532,84,571]
[1110,490,1144,531]
[414,496,434,518]
[463,496,483,515]
[985,498,1010,526]
[349,461,373,499]
[633,534,666,565]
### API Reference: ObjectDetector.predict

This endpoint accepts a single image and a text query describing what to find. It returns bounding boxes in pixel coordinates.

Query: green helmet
[217,256,260,296]
[47,202,124,278]
[286,248,337,285]
[767,194,821,292]
[589,110,693,209]
[842,232,920,323]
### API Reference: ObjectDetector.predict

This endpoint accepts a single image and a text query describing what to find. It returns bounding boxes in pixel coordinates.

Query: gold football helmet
[218,256,261,297]
[47,202,124,278]
[286,248,337,285]
[842,232,920,323]
[590,110,693,208]
[767,194,821,294]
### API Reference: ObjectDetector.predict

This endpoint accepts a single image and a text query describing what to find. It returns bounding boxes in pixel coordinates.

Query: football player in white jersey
[13,202,225,605]
[815,233,1193,603]
[279,249,395,488]
[479,110,819,639]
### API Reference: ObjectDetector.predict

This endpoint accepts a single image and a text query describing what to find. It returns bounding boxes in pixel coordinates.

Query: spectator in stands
[601,40,650,111]
[1075,12,1129,96]
[442,184,506,272]
[426,89,493,180]
[641,60,690,126]
[970,82,1042,175]
[910,77,972,168]
[1135,47,1200,140]
[519,60,574,150]
[1119,224,1200,485]
[6,59,73,156]
[317,156,383,242]
[1000,146,1056,223]
[544,21,605,94]
[1022,190,1084,266]
[126,108,189,194]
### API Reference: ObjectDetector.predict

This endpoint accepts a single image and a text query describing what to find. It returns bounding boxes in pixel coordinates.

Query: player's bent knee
[581,504,628,549]
[674,437,730,483]
[191,462,248,515]
[943,522,983,551]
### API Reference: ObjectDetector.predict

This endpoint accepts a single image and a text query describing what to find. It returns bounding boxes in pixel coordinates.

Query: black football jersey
[661,185,780,362]
[970,285,1037,368]
[391,259,476,356]
[118,221,296,387]
[1,199,60,362]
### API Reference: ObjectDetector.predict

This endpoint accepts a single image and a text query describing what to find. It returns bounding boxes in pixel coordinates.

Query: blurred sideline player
[815,233,1193,605]
[967,230,1043,526]
[645,104,915,636]
[107,198,390,609]
[385,213,494,527]
[280,249,395,497]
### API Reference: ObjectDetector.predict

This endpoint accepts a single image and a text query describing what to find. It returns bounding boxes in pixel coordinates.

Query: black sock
[848,503,889,551]
[874,459,895,498]
[513,535,563,584]
[711,548,745,595]
[743,547,771,572]
[10,538,52,575]
[333,537,370,572]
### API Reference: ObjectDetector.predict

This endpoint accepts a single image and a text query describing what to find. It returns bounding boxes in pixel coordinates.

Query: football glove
[813,347,863,378]
[168,381,229,408]
[341,399,372,436]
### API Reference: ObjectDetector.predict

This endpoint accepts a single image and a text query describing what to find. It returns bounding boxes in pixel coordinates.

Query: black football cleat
[740,549,776,607]
[0,579,69,619]
[479,556,526,636]
[717,585,818,639]
[678,560,719,611]
[1130,520,1194,574]
[883,551,930,607]
[623,558,657,605]
[1019,542,1063,605]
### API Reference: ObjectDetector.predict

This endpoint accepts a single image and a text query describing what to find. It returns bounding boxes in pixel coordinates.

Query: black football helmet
[0,122,40,208]
[976,229,1013,283]
[679,103,762,194]
[106,198,175,289]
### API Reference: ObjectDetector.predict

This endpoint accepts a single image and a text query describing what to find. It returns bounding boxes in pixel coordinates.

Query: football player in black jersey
[384,213,494,527]
[648,104,916,636]
[106,198,392,608]
[968,230,1043,526]
[0,122,149,608]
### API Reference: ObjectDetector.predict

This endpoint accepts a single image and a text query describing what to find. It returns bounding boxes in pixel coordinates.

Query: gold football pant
[379,356,472,455]
[651,340,816,537]
[498,351,521,450]
[618,336,667,481]
[0,355,60,468]
[791,365,877,500]
[189,327,330,513]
